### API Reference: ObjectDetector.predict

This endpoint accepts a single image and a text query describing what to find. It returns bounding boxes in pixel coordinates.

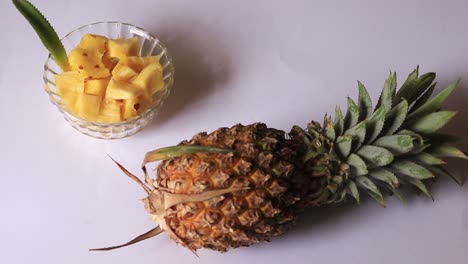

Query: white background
[1,0,467,263]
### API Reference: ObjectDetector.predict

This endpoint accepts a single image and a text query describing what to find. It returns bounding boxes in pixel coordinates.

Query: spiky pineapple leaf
[408,144,431,155]
[393,68,419,106]
[383,100,408,136]
[346,180,360,203]
[391,187,405,203]
[336,135,353,158]
[358,81,372,121]
[324,116,335,141]
[365,106,386,144]
[413,152,446,165]
[369,168,399,187]
[347,154,368,176]
[356,176,385,206]
[403,72,436,105]
[391,160,434,179]
[407,79,460,120]
[405,178,433,200]
[395,70,436,107]
[408,111,457,134]
[374,135,414,155]
[357,145,394,167]
[409,83,436,112]
[344,97,359,130]
[429,144,468,159]
[344,121,367,151]
[334,107,345,137]
[376,71,397,112]
[429,166,463,186]
[13,0,69,71]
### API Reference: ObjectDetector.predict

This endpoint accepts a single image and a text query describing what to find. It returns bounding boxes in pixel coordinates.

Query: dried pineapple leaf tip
[106,154,151,194]
[90,226,163,251]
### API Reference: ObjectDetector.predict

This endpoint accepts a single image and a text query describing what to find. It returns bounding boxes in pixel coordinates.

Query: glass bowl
[43,22,174,139]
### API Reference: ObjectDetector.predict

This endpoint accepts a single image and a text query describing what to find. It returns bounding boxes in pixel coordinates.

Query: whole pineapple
[92,68,466,253]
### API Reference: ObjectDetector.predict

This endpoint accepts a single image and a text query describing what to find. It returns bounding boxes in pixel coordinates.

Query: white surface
[1,0,467,263]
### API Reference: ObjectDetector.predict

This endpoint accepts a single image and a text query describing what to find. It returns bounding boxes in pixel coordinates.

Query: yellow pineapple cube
[131,62,164,95]
[98,99,123,123]
[55,72,85,108]
[112,62,138,82]
[122,98,139,121]
[55,71,85,94]
[84,78,110,96]
[74,93,102,120]
[79,34,108,54]
[106,78,142,100]
[68,48,110,78]
[107,37,140,61]
[126,56,160,72]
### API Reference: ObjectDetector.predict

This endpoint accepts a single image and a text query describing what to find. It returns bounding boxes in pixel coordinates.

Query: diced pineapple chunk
[84,78,110,96]
[122,98,139,121]
[98,99,122,123]
[107,37,140,61]
[106,78,143,99]
[112,62,138,82]
[75,93,102,120]
[131,62,164,95]
[126,56,160,72]
[79,34,108,54]
[55,72,85,107]
[55,71,85,94]
[68,48,110,78]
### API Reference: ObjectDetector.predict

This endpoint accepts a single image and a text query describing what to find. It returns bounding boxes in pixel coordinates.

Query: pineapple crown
[295,67,466,206]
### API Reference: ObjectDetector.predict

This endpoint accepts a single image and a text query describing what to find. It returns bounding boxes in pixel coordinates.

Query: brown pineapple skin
[155,123,321,252]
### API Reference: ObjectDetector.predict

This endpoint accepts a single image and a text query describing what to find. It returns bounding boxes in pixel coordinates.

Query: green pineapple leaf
[347,154,368,176]
[403,72,436,105]
[391,160,434,179]
[429,144,468,159]
[357,145,394,167]
[405,178,433,200]
[376,71,397,112]
[358,81,373,121]
[393,68,419,106]
[413,152,446,165]
[407,79,460,120]
[344,121,367,151]
[391,187,405,203]
[356,176,385,207]
[369,168,399,188]
[374,135,414,155]
[409,83,436,112]
[365,106,386,144]
[334,107,345,136]
[383,100,408,136]
[344,97,359,130]
[395,69,436,107]
[12,0,69,71]
[324,116,336,141]
[336,135,353,158]
[408,111,457,134]
[346,180,360,203]
[429,166,463,186]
